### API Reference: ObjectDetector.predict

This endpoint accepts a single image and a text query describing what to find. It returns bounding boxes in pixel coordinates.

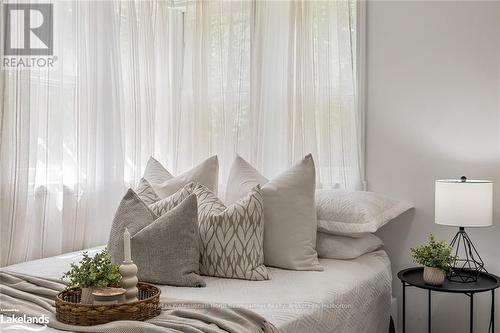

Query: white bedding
[1,247,392,333]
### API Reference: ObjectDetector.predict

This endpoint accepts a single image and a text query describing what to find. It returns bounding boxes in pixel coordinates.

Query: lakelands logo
[2,3,57,68]
[0,313,49,331]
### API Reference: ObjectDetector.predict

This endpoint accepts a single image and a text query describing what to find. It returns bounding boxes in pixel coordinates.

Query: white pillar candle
[123,228,132,263]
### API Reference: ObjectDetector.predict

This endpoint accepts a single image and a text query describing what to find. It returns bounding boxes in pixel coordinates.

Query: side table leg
[402,282,406,333]
[470,292,474,333]
[428,290,431,333]
[493,289,495,333]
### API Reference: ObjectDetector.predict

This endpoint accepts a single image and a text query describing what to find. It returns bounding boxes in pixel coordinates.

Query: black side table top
[398,267,500,293]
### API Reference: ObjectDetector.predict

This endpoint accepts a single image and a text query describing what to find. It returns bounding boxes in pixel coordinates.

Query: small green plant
[62,248,122,289]
[410,234,455,273]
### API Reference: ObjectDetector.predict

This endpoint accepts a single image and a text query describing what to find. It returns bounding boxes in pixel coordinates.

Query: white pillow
[316,189,413,237]
[226,154,322,271]
[143,156,219,198]
[316,232,384,260]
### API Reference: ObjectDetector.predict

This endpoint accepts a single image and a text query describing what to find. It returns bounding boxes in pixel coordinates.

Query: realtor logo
[3,3,53,56]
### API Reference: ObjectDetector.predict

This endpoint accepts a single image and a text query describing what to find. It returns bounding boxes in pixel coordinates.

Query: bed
[1,246,392,333]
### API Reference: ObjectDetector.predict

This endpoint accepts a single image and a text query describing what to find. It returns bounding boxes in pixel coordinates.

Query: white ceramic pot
[80,287,97,304]
[423,266,445,286]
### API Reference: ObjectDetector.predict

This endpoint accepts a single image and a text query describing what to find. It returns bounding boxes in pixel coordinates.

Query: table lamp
[435,176,493,283]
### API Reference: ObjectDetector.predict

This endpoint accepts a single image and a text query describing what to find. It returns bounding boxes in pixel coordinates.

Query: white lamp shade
[435,179,493,227]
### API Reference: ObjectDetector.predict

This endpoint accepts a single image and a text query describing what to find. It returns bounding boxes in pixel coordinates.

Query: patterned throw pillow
[136,178,193,216]
[148,185,193,217]
[188,183,270,281]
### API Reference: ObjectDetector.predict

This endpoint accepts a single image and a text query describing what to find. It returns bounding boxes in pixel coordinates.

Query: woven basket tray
[56,283,161,326]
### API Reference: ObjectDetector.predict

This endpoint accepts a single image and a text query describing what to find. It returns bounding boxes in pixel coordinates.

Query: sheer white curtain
[181,0,363,190]
[0,0,362,266]
[0,1,179,266]
[0,1,125,266]
[117,1,183,184]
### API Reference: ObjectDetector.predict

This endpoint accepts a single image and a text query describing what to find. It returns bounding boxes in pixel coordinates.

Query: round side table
[398,267,500,333]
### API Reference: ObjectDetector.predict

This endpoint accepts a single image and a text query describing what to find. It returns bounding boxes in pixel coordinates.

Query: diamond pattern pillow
[136,177,192,215]
[187,183,270,281]
[148,184,193,217]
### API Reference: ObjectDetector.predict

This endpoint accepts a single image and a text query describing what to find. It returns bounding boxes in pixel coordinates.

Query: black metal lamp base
[448,227,487,283]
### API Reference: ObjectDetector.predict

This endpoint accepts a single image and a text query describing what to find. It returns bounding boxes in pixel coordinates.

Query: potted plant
[410,234,455,286]
[62,249,122,304]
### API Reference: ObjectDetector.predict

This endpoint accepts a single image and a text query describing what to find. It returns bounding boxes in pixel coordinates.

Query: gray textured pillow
[187,183,270,281]
[108,189,205,287]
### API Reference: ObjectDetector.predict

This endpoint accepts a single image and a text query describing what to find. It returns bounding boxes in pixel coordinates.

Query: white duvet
[2,247,392,333]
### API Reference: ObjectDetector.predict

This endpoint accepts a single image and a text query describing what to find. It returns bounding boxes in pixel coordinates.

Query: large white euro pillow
[316,232,384,260]
[316,189,413,237]
[226,154,322,271]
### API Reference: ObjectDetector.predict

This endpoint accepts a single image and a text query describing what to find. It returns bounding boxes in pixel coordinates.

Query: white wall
[366,1,500,332]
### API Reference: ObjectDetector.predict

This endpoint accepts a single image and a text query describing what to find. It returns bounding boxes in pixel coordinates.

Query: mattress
[1,247,392,333]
